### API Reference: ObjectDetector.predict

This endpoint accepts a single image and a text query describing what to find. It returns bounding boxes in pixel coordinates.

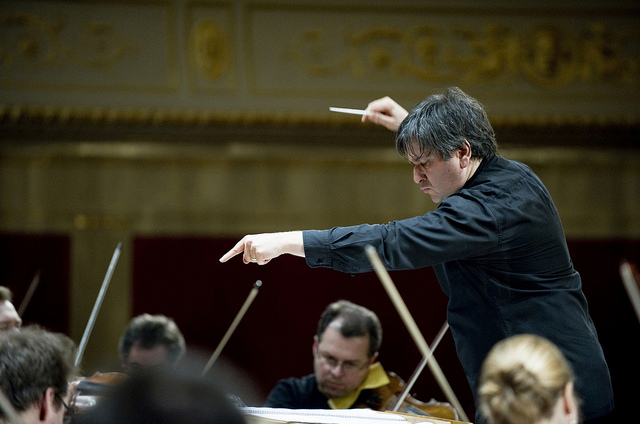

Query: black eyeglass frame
[54,393,75,424]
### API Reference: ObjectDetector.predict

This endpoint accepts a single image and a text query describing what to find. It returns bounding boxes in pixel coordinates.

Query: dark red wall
[0,232,70,334]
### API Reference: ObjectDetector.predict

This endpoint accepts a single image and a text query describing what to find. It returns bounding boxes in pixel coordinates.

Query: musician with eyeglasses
[264,300,387,409]
[0,325,77,424]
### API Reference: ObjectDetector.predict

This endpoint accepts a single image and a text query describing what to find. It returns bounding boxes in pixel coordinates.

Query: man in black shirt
[221,88,613,422]
[265,300,388,410]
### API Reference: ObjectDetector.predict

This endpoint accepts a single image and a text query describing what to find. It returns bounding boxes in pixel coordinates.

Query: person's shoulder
[265,374,321,408]
[466,155,538,192]
[488,155,537,177]
[440,156,522,211]
[274,374,316,390]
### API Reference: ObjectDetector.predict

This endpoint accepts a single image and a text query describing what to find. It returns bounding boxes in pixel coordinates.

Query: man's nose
[329,363,345,377]
[413,164,426,184]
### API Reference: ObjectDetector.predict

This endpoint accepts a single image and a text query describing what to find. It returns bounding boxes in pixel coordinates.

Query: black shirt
[302,155,614,421]
[264,374,380,410]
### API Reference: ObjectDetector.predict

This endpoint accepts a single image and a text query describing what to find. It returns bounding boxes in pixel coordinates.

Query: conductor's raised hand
[361,96,409,132]
[219,231,305,265]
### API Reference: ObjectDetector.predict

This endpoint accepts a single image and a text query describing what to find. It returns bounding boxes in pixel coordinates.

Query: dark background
[2,233,638,420]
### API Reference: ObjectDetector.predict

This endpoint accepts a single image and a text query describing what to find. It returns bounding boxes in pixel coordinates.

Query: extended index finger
[219,239,246,263]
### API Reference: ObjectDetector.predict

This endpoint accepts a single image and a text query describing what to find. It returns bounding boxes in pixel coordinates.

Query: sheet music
[242,407,439,424]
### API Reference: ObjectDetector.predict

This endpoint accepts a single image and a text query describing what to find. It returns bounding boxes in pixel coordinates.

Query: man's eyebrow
[408,151,431,164]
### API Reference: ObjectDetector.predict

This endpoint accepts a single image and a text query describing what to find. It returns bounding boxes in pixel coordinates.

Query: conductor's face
[312,324,374,399]
[408,140,475,204]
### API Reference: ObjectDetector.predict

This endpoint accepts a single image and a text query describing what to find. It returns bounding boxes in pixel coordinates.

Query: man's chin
[319,385,349,399]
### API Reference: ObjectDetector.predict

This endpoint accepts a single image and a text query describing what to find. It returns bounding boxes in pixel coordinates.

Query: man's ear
[369,352,379,365]
[40,387,57,421]
[312,335,319,356]
[563,381,578,417]
[459,140,472,168]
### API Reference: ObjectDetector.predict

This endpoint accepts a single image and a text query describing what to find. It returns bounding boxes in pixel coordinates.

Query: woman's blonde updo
[478,334,577,424]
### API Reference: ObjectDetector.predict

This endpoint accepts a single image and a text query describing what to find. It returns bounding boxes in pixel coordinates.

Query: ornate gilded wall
[1,0,639,384]
[1,0,639,124]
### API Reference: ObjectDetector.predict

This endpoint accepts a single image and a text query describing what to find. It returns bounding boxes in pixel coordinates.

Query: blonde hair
[478,334,577,424]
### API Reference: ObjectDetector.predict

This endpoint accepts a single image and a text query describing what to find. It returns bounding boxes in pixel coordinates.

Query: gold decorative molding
[190,19,230,80]
[0,103,328,126]
[249,4,640,88]
[0,1,638,125]
[0,0,178,91]
[184,2,237,93]
[0,102,638,128]
[0,12,137,71]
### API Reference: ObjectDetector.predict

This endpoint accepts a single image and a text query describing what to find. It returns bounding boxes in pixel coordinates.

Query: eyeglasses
[55,394,75,424]
[315,349,369,374]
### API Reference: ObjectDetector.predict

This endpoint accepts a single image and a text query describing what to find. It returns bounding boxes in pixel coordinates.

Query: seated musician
[264,300,388,410]
[118,313,186,375]
[0,286,22,332]
[0,325,76,424]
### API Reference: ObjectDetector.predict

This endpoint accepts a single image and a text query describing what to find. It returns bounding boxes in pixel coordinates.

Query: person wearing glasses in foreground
[264,300,386,410]
[220,87,613,423]
[0,325,76,424]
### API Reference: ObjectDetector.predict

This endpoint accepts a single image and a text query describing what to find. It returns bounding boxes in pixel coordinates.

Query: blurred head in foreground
[76,366,246,424]
[478,334,580,424]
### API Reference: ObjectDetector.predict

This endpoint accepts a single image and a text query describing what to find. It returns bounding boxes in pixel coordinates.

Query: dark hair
[316,300,382,358]
[119,314,186,364]
[0,325,76,417]
[396,87,497,161]
[75,368,246,424]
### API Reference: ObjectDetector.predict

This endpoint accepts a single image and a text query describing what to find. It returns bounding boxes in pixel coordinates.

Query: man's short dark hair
[75,367,246,424]
[396,87,497,161]
[0,325,76,417]
[316,300,382,358]
[119,314,186,364]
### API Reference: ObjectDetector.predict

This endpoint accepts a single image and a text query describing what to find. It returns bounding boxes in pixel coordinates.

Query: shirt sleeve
[303,194,501,273]
[264,379,300,408]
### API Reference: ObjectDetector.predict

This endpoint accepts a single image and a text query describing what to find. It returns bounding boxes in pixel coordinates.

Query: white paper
[241,407,414,424]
